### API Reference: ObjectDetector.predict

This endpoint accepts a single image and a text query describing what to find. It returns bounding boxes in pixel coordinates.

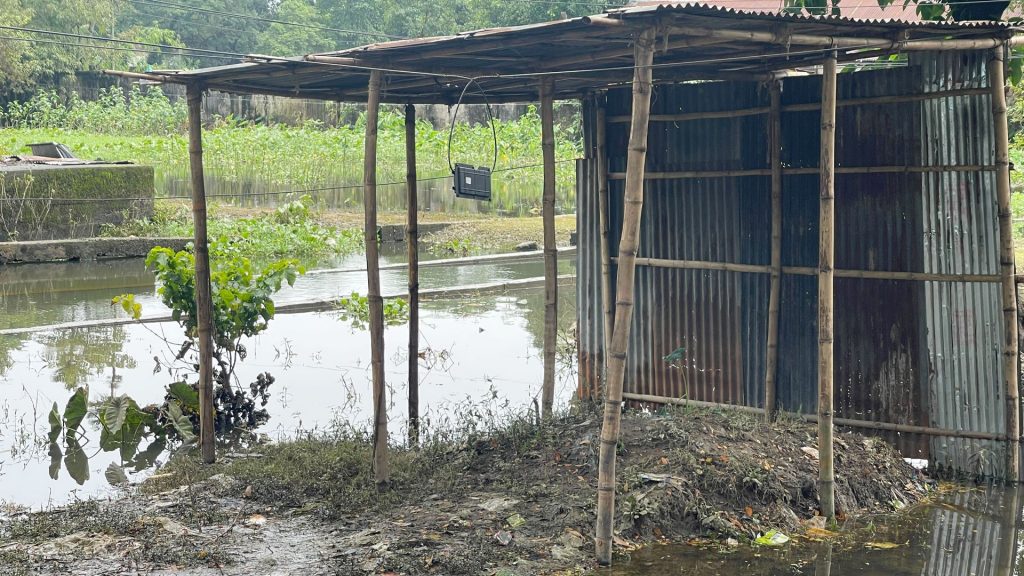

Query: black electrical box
[453,163,492,201]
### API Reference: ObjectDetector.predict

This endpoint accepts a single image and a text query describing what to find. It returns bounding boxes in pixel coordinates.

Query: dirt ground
[0,405,930,575]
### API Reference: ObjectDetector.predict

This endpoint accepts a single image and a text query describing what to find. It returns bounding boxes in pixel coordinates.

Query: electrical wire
[126,0,406,41]
[0,24,249,59]
[0,35,236,61]
[447,79,499,173]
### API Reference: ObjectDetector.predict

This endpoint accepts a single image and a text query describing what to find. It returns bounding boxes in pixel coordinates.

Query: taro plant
[39,243,306,484]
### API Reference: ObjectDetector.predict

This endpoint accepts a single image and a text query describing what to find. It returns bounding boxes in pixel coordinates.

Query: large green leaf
[105,463,128,486]
[167,381,199,411]
[64,438,90,485]
[166,400,196,444]
[48,442,62,480]
[48,402,63,443]
[100,395,130,433]
[63,388,88,432]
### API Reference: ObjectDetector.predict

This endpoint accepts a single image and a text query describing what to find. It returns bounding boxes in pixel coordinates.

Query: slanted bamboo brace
[818,53,838,522]
[988,47,1021,483]
[595,27,656,567]
[186,84,216,465]
[540,78,558,421]
[621,392,1014,441]
[605,87,991,123]
[405,103,420,447]
[607,164,996,180]
[765,81,782,422]
[596,96,614,386]
[364,70,389,484]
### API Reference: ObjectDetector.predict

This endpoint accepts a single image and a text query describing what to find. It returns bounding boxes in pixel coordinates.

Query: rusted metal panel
[918,51,1005,477]
[575,54,1006,476]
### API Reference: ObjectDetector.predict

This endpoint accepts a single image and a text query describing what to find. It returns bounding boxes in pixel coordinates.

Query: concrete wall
[0,164,154,241]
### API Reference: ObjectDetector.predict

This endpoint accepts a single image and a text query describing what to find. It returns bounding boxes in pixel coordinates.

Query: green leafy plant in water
[336,291,409,330]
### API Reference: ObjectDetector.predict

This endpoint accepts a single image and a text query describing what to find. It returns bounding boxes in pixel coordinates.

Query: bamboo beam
[607,164,996,180]
[818,52,838,522]
[621,392,1015,440]
[595,27,656,567]
[596,95,614,392]
[540,78,558,421]
[365,70,389,484]
[606,87,992,123]
[989,46,1021,483]
[405,103,419,447]
[765,81,782,422]
[620,256,1004,283]
[186,84,216,465]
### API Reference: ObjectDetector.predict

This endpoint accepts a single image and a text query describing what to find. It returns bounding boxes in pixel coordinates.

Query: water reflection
[608,486,1024,576]
[38,327,136,390]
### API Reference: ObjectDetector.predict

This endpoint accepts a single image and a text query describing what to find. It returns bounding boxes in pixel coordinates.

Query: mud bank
[0,405,930,575]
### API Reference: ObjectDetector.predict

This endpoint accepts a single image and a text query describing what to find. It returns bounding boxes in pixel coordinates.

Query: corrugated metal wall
[577,52,1007,475]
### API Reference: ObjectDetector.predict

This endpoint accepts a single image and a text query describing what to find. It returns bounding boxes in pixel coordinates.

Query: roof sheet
[110,3,1019,104]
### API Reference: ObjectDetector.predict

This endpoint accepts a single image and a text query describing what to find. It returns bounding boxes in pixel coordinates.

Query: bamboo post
[765,80,782,422]
[817,52,838,521]
[595,27,656,566]
[365,70,389,484]
[186,84,216,465]
[405,103,420,446]
[540,77,557,421]
[988,46,1021,483]
[596,94,614,389]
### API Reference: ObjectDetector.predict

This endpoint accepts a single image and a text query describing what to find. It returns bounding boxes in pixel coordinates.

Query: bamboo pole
[595,27,656,566]
[817,52,838,521]
[186,84,216,465]
[621,392,1014,441]
[405,103,420,447]
[988,46,1021,483]
[605,87,992,123]
[364,70,389,484]
[540,78,558,421]
[765,81,782,422]
[596,95,614,391]
[608,164,996,180]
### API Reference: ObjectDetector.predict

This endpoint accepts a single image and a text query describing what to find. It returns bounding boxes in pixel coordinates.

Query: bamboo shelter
[107,2,1024,566]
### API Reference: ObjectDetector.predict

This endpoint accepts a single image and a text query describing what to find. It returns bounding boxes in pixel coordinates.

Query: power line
[126,0,406,41]
[0,35,236,61]
[0,24,248,59]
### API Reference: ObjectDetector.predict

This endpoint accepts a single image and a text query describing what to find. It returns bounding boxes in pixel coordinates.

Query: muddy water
[609,486,1023,576]
[0,252,577,508]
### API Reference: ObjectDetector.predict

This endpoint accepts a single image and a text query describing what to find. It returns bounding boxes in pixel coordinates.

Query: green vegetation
[0,88,581,215]
[336,291,410,330]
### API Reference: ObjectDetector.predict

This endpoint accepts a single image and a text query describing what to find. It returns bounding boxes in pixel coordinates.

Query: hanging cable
[446,79,499,174]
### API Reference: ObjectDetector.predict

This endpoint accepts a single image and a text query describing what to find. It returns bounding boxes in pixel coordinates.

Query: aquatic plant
[336,291,409,330]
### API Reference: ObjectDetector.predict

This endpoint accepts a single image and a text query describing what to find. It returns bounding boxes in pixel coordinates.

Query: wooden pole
[765,80,782,422]
[365,70,389,484]
[595,27,656,566]
[988,46,1021,483]
[596,94,614,391]
[186,84,215,465]
[540,77,558,421]
[817,52,838,521]
[405,103,419,447]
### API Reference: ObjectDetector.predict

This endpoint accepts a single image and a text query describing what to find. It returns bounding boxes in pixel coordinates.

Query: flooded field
[0,249,578,508]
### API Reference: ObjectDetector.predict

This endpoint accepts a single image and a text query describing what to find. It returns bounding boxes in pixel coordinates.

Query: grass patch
[422,214,576,255]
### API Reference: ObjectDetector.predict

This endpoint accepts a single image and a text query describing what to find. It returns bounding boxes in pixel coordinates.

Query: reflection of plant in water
[336,292,409,331]
[38,327,137,390]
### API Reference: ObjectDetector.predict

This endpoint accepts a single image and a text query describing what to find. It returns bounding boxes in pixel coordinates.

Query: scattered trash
[506,513,526,529]
[725,537,739,547]
[800,446,820,460]
[244,514,267,527]
[754,530,790,546]
[477,496,518,512]
[865,541,903,550]
[494,530,513,546]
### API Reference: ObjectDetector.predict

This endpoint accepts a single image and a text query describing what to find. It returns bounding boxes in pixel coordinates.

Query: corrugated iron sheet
[577,52,1006,475]
[918,51,1005,477]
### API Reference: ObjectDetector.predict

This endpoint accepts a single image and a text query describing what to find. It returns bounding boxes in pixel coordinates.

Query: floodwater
[0,248,578,508]
[609,485,1023,576]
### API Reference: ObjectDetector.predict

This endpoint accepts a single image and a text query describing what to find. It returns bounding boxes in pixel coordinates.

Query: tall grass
[0,88,581,215]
